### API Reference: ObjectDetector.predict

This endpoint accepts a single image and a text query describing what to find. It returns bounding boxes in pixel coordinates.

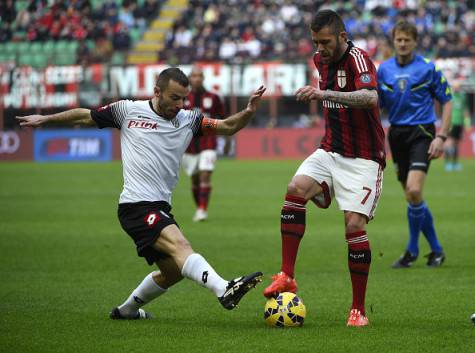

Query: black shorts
[449,125,463,140]
[388,124,435,183]
[118,201,178,265]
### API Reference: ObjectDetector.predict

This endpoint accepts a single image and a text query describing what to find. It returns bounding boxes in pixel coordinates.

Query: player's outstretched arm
[214,86,266,135]
[16,108,95,128]
[295,86,378,109]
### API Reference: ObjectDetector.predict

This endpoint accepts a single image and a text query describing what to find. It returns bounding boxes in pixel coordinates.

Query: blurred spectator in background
[0,0,473,66]
[0,0,17,24]
[0,0,163,64]
[162,0,474,64]
[444,82,471,172]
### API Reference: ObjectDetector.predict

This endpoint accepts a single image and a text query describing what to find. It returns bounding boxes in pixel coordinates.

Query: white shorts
[182,150,217,176]
[295,149,384,219]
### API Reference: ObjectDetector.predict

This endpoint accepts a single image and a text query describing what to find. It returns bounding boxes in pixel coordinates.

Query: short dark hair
[392,20,418,41]
[156,68,189,91]
[310,9,346,34]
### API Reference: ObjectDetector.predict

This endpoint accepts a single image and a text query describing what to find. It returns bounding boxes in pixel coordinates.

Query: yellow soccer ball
[264,292,306,327]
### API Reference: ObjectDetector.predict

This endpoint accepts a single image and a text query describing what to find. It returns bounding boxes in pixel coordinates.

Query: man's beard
[158,97,174,120]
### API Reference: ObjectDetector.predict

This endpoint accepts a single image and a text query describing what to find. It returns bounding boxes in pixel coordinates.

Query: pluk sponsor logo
[127,120,159,130]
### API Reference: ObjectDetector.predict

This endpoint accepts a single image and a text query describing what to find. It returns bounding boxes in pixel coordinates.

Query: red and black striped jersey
[314,41,386,167]
[185,89,225,154]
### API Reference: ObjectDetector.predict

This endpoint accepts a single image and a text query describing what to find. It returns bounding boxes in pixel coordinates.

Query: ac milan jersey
[91,100,203,204]
[185,89,224,154]
[313,41,386,167]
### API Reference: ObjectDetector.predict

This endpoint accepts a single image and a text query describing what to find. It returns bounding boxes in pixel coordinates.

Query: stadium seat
[110,52,126,66]
[4,42,18,54]
[31,54,50,68]
[17,54,35,66]
[0,54,16,63]
[129,28,143,45]
[43,41,56,54]
[54,54,77,66]
[85,39,95,51]
[54,41,69,53]
[15,0,29,11]
[29,42,44,54]
[16,42,31,56]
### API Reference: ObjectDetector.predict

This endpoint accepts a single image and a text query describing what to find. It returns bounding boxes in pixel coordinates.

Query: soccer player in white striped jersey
[17,68,266,319]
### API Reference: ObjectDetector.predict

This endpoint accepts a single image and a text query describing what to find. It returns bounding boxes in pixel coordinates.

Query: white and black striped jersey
[91,100,203,204]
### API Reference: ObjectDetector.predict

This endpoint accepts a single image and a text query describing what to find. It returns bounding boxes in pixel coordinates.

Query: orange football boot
[346,309,369,327]
[263,272,298,298]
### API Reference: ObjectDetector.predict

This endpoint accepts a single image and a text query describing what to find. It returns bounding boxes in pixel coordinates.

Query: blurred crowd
[162,0,475,64]
[0,0,162,63]
[1,0,473,66]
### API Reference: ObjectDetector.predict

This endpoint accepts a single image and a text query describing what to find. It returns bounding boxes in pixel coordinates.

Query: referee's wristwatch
[436,134,447,142]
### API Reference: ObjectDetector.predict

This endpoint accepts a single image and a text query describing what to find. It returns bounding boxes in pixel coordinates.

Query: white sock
[181,253,228,297]
[118,272,167,317]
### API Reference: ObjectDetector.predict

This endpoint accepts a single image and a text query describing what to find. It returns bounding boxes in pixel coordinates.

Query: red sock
[346,230,371,315]
[280,194,307,278]
[198,185,211,210]
[192,186,200,206]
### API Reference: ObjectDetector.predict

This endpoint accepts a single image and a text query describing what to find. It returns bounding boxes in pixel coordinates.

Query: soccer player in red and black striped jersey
[263,10,386,327]
[182,66,228,222]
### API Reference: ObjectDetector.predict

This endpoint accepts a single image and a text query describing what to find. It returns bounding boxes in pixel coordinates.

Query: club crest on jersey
[203,97,213,109]
[337,70,347,88]
[397,78,407,91]
[360,74,371,84]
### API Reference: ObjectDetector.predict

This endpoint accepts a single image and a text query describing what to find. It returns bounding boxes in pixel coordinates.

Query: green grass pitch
[0,159,474,353]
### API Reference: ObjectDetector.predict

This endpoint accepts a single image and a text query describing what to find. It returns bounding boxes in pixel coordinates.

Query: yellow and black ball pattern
[264,292,306,327]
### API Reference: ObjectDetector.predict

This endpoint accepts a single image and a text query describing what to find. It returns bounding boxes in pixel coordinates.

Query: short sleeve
[187,109,204,137]
[376,66,386,108]
[91,100,130,129]
[430,64,452,104]
[349,48,378,91]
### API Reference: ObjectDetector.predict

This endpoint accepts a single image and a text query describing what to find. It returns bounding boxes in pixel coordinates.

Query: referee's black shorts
[388,123,435,184]
[118,201,178,265]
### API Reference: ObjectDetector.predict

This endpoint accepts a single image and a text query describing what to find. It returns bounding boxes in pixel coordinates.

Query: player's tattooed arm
[215,86,266,135]
[296,86,378,108]
[16,108,95,127]
[322,89,378,109]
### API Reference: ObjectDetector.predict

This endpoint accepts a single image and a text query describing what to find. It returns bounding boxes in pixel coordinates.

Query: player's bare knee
[405,187,422,203]
[286,181,306,198]
[345,213,367,233]
[345,220,366,234]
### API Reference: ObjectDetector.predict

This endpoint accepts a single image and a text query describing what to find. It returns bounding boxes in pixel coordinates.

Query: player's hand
[246,85,266,113]
[295,86,323,103]
[428,137,444,160]
[16,115,46,128]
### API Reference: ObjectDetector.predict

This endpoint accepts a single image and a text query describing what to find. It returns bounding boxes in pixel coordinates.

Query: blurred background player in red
[182,66,228,222]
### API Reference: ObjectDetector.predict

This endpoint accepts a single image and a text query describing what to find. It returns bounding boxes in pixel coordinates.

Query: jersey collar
[330,40,353,67]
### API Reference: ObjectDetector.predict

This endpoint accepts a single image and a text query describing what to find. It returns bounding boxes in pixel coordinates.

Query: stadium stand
[161,0,474,64]
[0,0,473,68]
[0,0,164,67]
